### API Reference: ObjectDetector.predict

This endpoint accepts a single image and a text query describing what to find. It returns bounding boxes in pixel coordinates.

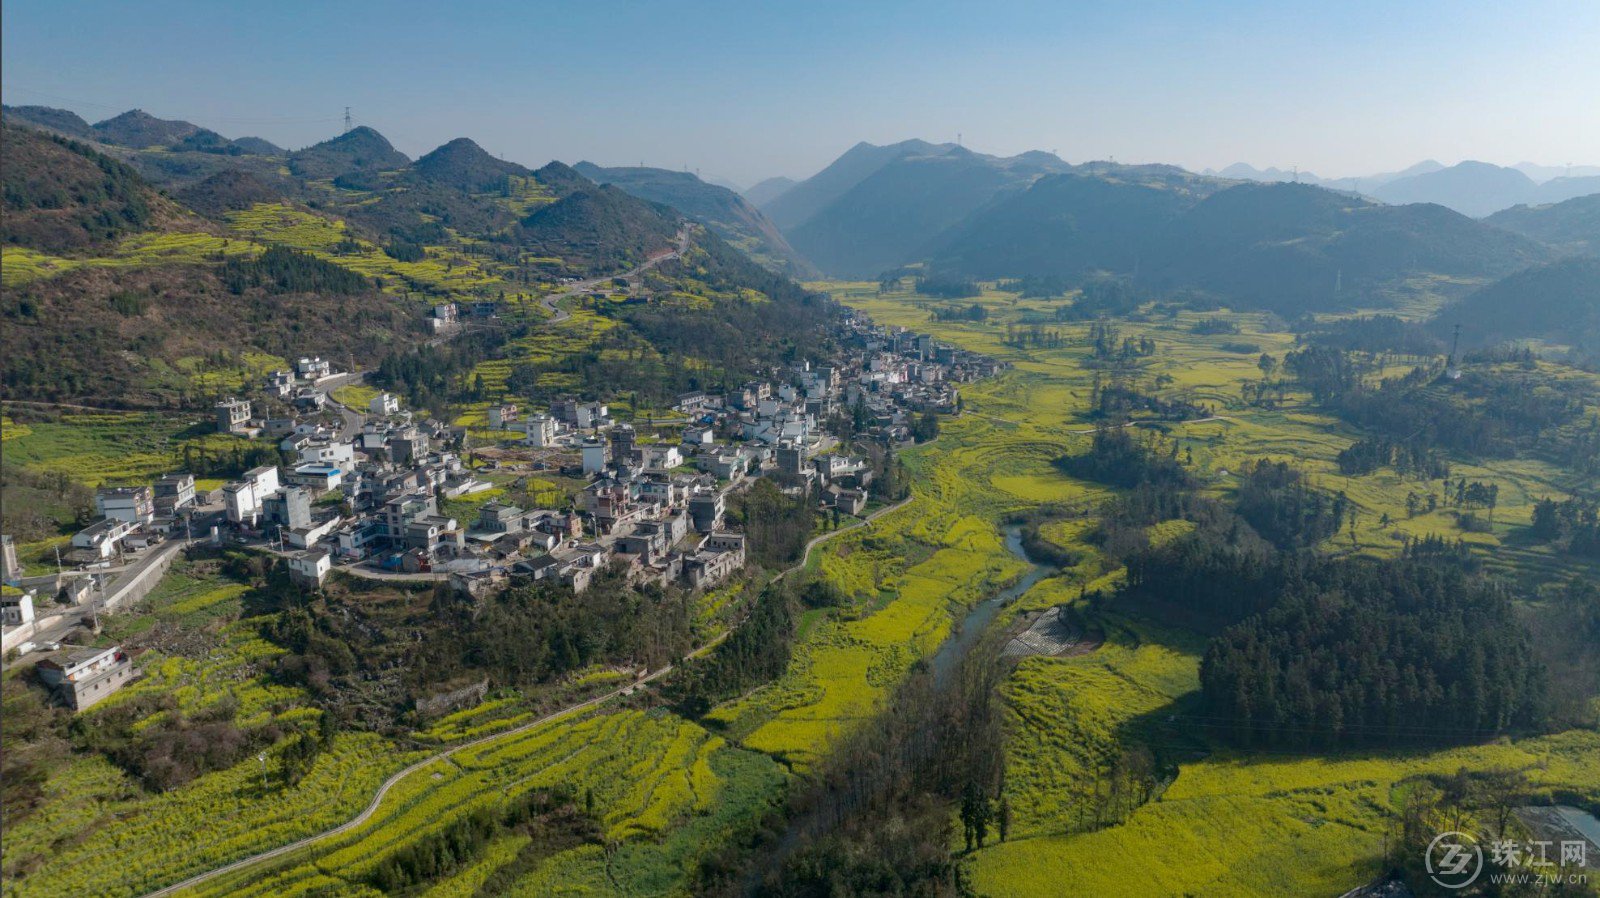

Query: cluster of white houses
[6,311,1003,711]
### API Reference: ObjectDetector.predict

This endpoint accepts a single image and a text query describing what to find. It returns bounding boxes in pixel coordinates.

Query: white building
[296,356,333,380]
[369,392,400,416]
[95,486,155,525]
[2,589,35,627]
[71,519,136,560]
[581,438,608,475]
[639,444,683,473]
[523,414,558,447]
[215,397,252,433]
[487,404,519,429]
[287,549,333,587]
[223,465,281,525]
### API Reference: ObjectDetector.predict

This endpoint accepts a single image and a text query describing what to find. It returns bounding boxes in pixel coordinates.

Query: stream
[929,524,1053,685]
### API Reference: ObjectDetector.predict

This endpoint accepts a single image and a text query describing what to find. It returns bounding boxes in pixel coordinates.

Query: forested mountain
[174,170,289,217]
[1147,183,1546,311]
[513,184,681,274]
[743,175,796,206]
[1486,193,1600,256]
[786,147,1072,277]
[1434,256,1600,359]
[918,169,1210,283]
[288,126,411,180]
[2,257,422,407]
[574,162,817,277]
[1,104,95,138]
[2,108,830,408]
[90,109,207,149]
[0,125,195,251]
[409,138,531,192]
[923,179,1546,312]
[761,138,958,230]
[231,136,285,155]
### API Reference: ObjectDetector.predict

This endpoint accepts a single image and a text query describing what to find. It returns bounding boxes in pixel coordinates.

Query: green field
[821,280,1600,897]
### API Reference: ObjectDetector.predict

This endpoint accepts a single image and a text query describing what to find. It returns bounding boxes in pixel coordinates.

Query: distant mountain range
[1202,159,1600,218]
[742,138,1597,312]
[758,139,1079,277]
[2,110,825,407]
[1,104,821,278]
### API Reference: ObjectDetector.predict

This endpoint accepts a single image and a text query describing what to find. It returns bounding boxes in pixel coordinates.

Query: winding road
[136,456,911,898]
[535,225,693,322]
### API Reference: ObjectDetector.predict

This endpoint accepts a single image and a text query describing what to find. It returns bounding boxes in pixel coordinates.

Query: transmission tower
[343,107,353,132]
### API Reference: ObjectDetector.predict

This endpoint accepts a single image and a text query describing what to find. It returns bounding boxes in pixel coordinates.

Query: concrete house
[370,392,400,416]
[639,444,683,473]
[37,645,137,711]
[2,588,35,627]
[296,356,333,380]
[95,486,155,525]
[523,414,558,447]
[581,438,608,475]
[153,473,197,513]
[215,397,252,433]
[71,519,136,560]
[224,466,281,525]
[263,487,313,530]
[687,488,726,533]
[684,532,746,590]
[487,404,519,429]
[287,549,332,589]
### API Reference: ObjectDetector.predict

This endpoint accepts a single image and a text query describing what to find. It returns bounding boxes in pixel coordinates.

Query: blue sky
[3,0,1597,186]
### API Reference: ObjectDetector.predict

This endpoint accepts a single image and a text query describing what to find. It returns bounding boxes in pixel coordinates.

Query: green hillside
[1435,256,1600,359]
[91,108,206,149]
[574,162,817,277]
[923,178,1547,313]
[288,125,411,180]
[1487,193,1600,257]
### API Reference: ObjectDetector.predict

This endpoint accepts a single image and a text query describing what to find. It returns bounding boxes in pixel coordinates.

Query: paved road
[137,630,728,898]
[3,539,191,669]
[137,487,914,898]
[535,226,692,322]
[316,371,369,442]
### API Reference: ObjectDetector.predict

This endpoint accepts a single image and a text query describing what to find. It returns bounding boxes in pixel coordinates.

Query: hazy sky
[4,0,1597,186]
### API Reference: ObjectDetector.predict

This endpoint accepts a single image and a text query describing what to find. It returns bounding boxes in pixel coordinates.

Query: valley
[3,91,1599,898]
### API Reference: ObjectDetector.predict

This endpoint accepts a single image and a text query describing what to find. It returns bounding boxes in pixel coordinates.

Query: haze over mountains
[6,100,1598,359]
[1201,158,1600,218]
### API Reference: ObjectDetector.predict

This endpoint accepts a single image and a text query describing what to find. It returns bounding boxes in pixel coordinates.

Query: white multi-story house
[95,486,154,525]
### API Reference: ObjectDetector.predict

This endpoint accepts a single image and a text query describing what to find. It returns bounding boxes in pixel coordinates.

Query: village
[1,309,1004,710]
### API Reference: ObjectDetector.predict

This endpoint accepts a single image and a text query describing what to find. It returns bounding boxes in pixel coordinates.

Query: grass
[0,410,207,487]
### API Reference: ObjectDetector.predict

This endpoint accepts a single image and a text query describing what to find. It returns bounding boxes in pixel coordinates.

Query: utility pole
[343,106,353,133]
